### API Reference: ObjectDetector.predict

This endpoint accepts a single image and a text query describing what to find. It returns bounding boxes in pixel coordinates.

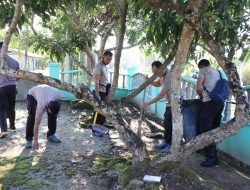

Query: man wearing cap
[0,41,20,138]
[25,84,64,149]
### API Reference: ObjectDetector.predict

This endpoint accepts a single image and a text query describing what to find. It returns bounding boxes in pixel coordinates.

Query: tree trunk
[170,0,202,156]
[0,0,22,68]
[24,49,29,70]
[108,0,128,101]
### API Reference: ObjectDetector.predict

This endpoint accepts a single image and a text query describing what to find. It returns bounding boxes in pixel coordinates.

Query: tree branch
[1,68,150,165]
[202,30,249,109]
[108,0,129,100]
[105,38,146,52]
[29,10,37,35]
[0,0,22,68]
[67,3,96,68]
[123,47,176,102]
[152,115,250,165]
[144,0,185,14]
[98,21,116,60]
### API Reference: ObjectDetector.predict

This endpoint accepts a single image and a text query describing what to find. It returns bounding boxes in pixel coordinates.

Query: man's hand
[144,75,150,81]
[32,140,39,150]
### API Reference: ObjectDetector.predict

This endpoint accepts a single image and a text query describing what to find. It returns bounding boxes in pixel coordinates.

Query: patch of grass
[71,99,93,110]
[65,168,74,178]
[90,156,131,175]
[0,157,39,188]
[26,179,40,189]
[30,164,41,173]
[0,163,15,173]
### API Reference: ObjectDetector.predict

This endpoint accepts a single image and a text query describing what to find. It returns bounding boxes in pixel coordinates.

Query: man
[25,84,64,149]
[92,50,113,125]
[140,61,172,153]
[196,59,224,167]
[0,41,19,138]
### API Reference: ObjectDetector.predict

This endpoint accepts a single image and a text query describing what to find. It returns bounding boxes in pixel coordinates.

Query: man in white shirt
[92,50,112,125]
[140,61,172,154]
[25,85,64,149]
[196,59,224,167]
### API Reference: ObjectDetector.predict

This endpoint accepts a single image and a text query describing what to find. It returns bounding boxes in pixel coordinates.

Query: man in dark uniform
[0,41,19,138]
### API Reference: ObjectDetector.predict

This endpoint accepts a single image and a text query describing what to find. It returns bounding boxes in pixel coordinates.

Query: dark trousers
[92,91,108,125]
[199,100,224,160]
[26,95,58,141]
[163,107,172,145]
[0,85,17,132]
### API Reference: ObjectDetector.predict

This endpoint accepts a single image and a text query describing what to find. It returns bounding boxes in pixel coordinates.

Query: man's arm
[151,79,161,87]
[196,77,204,99]
[32,116,42,150]
[140,88,166,108]
[145,76,161,87]
[93,74,101,100]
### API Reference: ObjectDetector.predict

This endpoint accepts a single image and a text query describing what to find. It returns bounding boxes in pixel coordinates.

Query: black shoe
[200,158,219,167]
[196,149,207,157]
[9,127,16,132]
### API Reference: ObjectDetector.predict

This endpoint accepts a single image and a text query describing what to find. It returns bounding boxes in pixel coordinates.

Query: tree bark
[108,0,128,100]
[0,0,22,68]
[170,0,202,155]
[98,22,115,60]
[123,48,176,102]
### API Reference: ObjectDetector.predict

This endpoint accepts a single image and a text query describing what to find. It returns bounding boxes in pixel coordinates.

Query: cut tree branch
[1,69,150,165]
[144,0,185,15]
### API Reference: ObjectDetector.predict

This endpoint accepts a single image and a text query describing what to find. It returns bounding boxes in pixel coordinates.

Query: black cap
[0,42,3,48]
[48,101,61,115]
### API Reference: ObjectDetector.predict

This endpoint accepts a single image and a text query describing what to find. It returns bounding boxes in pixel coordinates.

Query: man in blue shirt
[0,42,20,138]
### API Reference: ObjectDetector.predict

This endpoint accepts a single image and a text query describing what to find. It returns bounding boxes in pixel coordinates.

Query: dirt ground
[0,102,250,190]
